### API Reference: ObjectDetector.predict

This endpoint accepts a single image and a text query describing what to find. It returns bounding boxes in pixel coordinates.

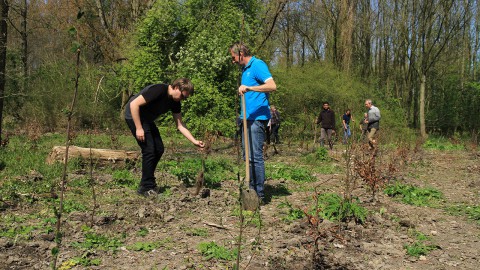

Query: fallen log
[46,145,140,166]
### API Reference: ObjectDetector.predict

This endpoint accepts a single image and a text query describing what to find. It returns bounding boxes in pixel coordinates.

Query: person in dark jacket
[316,102,336,150]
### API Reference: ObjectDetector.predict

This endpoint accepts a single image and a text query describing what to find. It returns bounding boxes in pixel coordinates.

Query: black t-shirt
[124,84,181,122]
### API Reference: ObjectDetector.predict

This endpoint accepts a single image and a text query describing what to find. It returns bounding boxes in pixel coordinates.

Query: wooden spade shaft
[241,94,250,183]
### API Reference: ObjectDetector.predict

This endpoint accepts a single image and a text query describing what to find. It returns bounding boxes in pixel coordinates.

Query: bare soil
[1,143,479,270]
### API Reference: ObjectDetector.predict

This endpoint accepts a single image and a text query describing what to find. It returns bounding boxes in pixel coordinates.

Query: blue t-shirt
[240,56,272,120]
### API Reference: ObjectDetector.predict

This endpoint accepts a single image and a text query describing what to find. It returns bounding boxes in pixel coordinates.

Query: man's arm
[172,113,205,148]
[130,95,147,141]
[239,78,276,95]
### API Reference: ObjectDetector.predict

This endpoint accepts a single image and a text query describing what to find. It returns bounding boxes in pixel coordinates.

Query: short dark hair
[171,78,194,96]
[229,42,251,56]
[323,102,329,105]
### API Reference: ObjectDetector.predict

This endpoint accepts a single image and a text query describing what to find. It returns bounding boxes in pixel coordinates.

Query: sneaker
[137,186,158,197]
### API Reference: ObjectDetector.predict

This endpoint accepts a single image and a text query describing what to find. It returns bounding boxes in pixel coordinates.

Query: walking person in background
[364,99,381,150]
[269,105,281,144]
[230,42,277,203]
[360,112,368,141]
[342,109,353,144]
[316,102,336,150]
[125,78,205,197]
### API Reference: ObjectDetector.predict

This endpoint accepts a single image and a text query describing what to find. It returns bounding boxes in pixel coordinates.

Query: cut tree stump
[46,146,140,166]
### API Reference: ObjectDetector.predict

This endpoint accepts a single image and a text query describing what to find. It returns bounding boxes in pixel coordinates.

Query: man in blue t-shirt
[230,42,277,202]
[125,78,205,197]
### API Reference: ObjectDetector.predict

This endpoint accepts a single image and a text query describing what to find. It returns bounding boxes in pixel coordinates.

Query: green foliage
[304,147,331,163]
[168,158,234,187]
[423,137,464,151]
[278,200,304,223]
[0,225,37,240]
[197,241,238,261]
[127,241,164,252]
[231,208,262,228]
[447,204,480,224]
[136,227,149,237]
[404,241,438,257]
[310,193,368,224]
[111,169,137,190]
[404,229,438,257]
[185,227,209,237]
[384,183,443,207]
[119,0,265,136]
[266,163,316,182]
[71,232,124,252]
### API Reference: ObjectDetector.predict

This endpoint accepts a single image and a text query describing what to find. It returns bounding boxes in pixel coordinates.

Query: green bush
[310,193,368,224]
[384,183,443,207]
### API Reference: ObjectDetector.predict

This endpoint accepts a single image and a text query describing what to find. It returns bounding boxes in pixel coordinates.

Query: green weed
[197,241,238,261]
[304,147,331,163]
[404,241,438,257]
[70,232,124,252]
[127,241,163,252]
[446,204,480,224]
[404,229,438,257]
[0,225,37,240]
[423,137,464,151]
[310,193,368,224]
[111,169,137,190]
[384,183,443,207]
[185,227,209,237]
[168,158,234,187]
[136,227,149,237]
[267,163,316,182]
[231,208,262,228]
[278,200,304,222]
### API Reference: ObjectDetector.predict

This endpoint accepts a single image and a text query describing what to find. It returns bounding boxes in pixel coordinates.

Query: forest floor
[0,137,479,270]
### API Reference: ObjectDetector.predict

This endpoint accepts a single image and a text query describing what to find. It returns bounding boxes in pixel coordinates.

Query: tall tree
[0,0,8,142]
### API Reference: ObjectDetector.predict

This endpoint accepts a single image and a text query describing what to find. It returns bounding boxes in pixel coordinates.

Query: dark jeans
[270,123,280,144]
[241,120,268,199]
[126,119,164,190]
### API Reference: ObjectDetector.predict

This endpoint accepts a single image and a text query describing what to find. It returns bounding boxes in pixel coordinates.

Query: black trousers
[125,119,164,189]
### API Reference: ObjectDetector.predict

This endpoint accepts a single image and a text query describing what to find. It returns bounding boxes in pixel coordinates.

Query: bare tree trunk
[0,0,8,143]
[420,73,427,138]
[21,0,26,89]
[95,0,114,44]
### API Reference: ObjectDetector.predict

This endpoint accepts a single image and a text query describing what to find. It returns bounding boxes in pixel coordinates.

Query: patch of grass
[404,229,438,257]
[136,227,149,237]
[278,200,304,223]
[111,169,137,190]
[267,163,316,182]
[423,137,464,151]
[127,241,165,252]
[197,241,238,261]
[405,241,438,257]
[168,158,235,188]
[185,227,209,237]
[0,224,37,240]
[231,208,262,228]
[310,193,368,224]
[70,232,124,252]
[384,183,443,207]
[304,147,331,163]
[59,255,101,269]
[446,204,480,224]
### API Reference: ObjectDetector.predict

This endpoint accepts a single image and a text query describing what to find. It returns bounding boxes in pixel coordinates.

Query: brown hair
[171,78,194,96]
[229,42,251,56]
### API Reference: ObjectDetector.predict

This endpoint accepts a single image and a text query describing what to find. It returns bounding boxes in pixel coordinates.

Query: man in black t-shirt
[125,78,205,196]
